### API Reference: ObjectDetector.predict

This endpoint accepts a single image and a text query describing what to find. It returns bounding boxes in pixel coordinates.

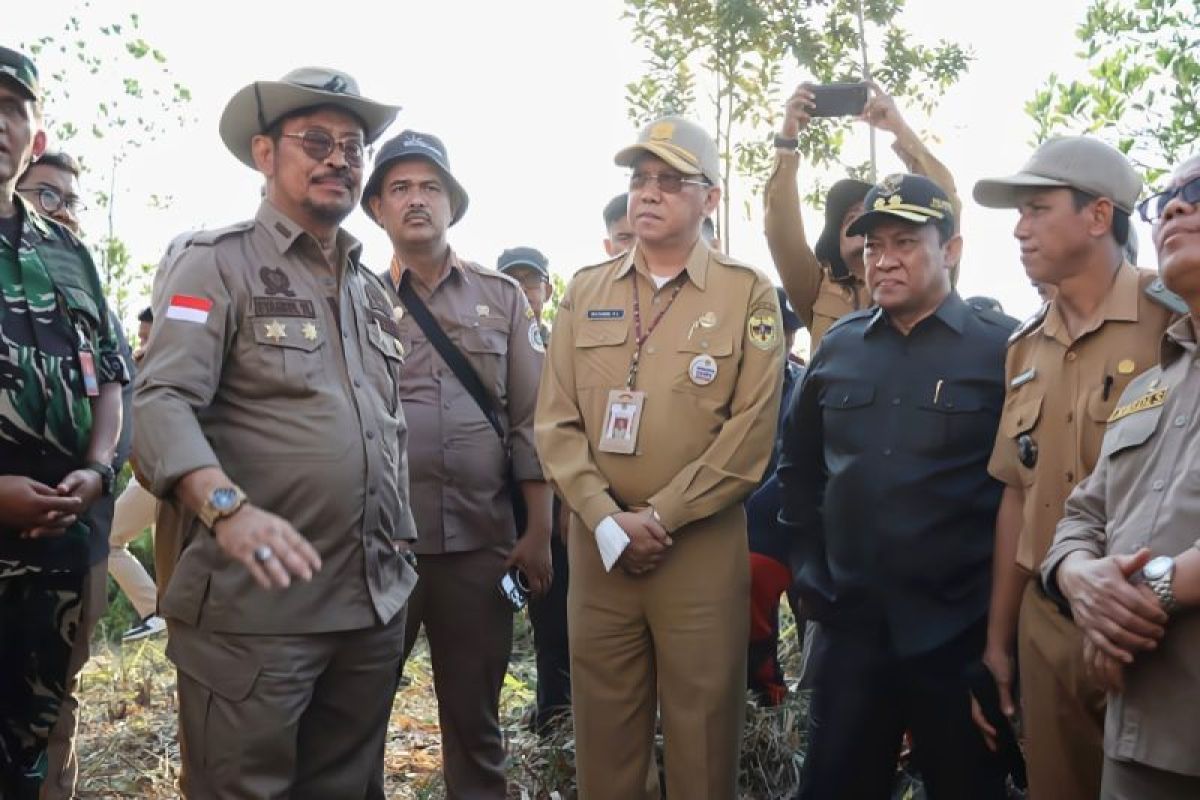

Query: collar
[865,291,968,336]
[256,200,362,267]
[2,193,54,249]
[1042,260,1139,342]
[1161,315,1198,366]
[615,238,711,291]
[388,246,468,291]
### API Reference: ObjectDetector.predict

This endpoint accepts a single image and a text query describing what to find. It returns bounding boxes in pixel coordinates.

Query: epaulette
[823,307,874,335]
[711,249,761,274]
[464,260,521,288]
[1007,302,1049,347]
[1145,278,1189,315]
[186,220,255,247]
[575,252,625,274]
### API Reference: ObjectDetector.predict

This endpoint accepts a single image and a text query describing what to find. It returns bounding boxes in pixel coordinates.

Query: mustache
[309,169,353,188]
[404,209,431,223]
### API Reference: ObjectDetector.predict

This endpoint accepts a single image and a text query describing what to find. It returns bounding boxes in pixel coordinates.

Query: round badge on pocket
[689,354,718,386]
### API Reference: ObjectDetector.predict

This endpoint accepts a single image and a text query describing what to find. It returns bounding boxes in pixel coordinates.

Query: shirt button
[368,486,376,496]
[653,296,661,305]
[443,401,451,409]
[647,345,656,354]
[342,328,349,338]
[883,447,893,456]
[1153,479,1165,491]
[1066,411,1073,423]
[353,379,361,388]
[366,431,375,440]
[891,397,901,406]
[1066,352,1078,362]
[1066,471,1075,482]
[1175,415,1188,427]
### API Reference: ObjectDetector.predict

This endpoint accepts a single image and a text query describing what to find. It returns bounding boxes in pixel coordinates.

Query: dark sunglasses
[280,130,366,168]
[1138,175,1200,223]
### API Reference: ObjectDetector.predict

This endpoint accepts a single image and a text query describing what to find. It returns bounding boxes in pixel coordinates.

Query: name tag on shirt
[598,389,645,455]
[588,309,625,320]
[1010,368,1036,389]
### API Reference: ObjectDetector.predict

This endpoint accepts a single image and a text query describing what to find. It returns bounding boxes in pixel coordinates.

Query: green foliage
[21,1,194,325]
[623,0,972,248]
[1026,0,1200,186]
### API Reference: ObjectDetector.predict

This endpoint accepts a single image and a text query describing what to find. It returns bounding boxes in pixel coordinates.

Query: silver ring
[253,545,274,564]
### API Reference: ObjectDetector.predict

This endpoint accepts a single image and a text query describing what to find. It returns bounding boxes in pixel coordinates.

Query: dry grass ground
[72,610,818,799]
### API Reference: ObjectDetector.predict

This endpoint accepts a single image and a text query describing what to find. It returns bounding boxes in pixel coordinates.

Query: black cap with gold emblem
[846,173,956,241]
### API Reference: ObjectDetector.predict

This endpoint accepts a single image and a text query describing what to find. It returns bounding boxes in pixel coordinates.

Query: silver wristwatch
[1142,555,1178,614]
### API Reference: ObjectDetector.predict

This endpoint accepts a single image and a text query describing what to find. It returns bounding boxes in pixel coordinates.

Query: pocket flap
[575,323,630,349]
[819,380,875,409]
[1000,393,1043,438]
[251,318,322,352]
[460,325,508,355]
[677,332,734,357]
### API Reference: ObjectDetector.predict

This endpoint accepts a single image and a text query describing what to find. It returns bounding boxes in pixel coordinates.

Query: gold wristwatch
[198,485,247,530]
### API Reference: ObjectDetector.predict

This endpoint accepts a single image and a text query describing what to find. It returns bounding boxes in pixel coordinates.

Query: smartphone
[808,82,869,118]
[498,567,530,611]
[964,661,1028,790]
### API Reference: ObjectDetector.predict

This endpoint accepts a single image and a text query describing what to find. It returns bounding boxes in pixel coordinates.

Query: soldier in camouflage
[0,46,128,798]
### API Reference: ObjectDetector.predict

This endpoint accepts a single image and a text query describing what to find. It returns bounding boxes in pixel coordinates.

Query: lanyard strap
[626,269,683,389]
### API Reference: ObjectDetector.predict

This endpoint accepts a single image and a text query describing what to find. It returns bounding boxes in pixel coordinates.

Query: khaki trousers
[107,480,158,619]
[169,612,405,800]
[1018,581,1106,800]
[401,546,513,800]
[569,504,749,800]
[40,560,107,800]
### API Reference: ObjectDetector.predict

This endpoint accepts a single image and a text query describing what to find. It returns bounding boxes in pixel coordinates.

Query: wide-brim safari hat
[219,66,400,169]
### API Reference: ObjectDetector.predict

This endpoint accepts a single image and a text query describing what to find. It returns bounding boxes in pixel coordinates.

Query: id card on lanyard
[597,270,682,455]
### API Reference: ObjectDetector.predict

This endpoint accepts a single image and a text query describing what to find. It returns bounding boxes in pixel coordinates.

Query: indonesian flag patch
[165,294,213,324]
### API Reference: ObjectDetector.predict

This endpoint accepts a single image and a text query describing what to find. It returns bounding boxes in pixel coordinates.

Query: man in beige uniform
[536,117,784,799]
[765,82,961,347]
[1042,153,1200,799]
[362,130,552,798]
[134,67,418,798]
[972,136,1182,800]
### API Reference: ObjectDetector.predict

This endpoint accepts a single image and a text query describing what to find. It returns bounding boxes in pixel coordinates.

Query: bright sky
[12,0,1151,354]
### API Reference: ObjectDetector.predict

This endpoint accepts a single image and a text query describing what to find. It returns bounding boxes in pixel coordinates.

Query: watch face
[1144,555,1173,581]
[211,487,238,511]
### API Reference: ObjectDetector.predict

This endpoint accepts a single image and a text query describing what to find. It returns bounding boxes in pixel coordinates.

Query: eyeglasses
[1138,176,1200,223]
[629,172,710,194]
[280,130,365,168]
[18,184,87,216]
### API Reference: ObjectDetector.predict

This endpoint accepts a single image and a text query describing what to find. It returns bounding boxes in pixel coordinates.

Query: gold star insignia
[264,319,287,341]
[301,322,318,341]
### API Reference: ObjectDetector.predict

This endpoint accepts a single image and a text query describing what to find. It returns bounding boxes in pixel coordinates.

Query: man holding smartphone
[765,81,961,349]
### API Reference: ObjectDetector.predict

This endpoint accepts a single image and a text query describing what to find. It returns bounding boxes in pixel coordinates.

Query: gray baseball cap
[614,116,721,187]
[974,136,1142,214]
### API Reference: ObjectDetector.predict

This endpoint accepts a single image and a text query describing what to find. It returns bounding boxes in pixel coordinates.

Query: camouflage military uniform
[0,197,127,798]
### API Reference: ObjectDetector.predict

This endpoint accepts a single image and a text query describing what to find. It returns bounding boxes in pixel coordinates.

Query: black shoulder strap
[395,273,506,442]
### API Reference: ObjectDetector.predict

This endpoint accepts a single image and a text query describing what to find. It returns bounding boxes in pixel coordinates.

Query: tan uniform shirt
[763,139,960,348]
[135,202,417,634]
[1043,316,1200,777]
[988,264,1178,572]
[384,251,544,555]
[535,240,784,534]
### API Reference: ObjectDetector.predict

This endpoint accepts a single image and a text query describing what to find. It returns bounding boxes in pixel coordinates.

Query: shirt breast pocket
[819,380,876,454]
[574,322,630,389]
[248,317,324,396]
[366,324,405,414]
[999,390,1044,486]
[459,324,509,398]
[909,381,999,457]
[672,332,736,403]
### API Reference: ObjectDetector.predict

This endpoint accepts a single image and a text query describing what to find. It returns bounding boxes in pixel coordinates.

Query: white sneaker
[122,614,167,642]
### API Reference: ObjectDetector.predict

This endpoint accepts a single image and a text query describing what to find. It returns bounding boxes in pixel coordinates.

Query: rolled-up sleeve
[763,151,824,332]
[133,247,235,498]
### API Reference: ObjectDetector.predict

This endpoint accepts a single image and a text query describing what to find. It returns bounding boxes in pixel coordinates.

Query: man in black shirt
[779,174,1014,799]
